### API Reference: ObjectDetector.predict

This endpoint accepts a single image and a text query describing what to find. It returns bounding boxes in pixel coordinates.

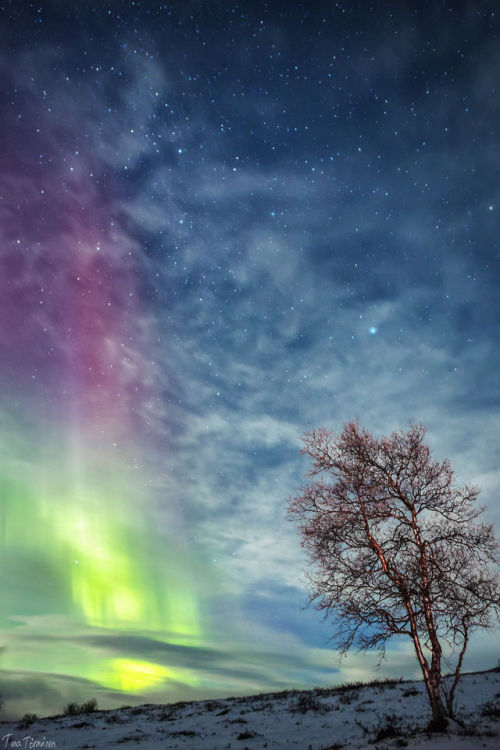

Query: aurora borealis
[0,103,204,709]
[1,0,499,720]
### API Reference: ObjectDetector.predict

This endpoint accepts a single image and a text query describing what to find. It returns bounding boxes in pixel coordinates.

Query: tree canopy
[289,422,500,728]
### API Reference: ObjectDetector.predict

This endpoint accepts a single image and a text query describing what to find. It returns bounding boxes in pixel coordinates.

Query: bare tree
[288,422,500,729]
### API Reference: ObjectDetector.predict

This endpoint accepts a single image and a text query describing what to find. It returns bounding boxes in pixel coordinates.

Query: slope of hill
[1,670,499,749]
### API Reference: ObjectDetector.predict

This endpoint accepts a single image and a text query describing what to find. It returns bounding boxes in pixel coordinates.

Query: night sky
[0,0,499,719]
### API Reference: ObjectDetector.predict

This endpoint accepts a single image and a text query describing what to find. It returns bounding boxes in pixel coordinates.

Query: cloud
[0,613,339,718]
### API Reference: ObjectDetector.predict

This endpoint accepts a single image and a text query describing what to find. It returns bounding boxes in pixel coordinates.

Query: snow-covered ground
[1,669,499,749]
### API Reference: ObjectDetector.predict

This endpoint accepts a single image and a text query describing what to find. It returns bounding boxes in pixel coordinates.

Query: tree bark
[405,597,449,730]
[426,673,448,731]
[444,624,468,718]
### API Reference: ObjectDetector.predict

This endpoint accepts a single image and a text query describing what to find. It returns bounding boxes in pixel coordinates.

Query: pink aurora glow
[0,165,162,445]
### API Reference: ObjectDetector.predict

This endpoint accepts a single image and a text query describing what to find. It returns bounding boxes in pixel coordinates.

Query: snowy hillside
[1,670,499,749]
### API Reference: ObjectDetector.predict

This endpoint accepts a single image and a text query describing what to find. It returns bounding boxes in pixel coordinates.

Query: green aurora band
[0,425,203,699]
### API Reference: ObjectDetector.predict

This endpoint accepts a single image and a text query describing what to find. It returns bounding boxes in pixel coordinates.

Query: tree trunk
[408,619,449,730]
[405,601,448,730]
[426,674,449,731]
